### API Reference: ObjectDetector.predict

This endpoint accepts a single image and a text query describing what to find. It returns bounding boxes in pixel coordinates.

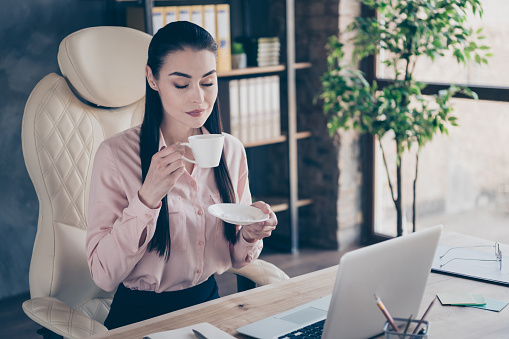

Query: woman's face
[147,48,217,131]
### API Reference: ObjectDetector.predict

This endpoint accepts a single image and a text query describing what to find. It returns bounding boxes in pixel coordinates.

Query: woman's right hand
[138,145,185,208]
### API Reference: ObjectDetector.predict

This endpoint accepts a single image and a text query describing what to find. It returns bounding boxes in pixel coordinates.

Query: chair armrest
[228,259,290,287]
[22,296,108,339]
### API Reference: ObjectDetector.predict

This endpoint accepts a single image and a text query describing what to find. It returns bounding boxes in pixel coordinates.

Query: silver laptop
[237,225,443,339]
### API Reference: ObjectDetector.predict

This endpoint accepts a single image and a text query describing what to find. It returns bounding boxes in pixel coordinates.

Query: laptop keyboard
[277,319,325,338]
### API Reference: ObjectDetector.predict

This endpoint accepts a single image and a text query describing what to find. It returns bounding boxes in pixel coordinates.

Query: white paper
[145,322,235,339]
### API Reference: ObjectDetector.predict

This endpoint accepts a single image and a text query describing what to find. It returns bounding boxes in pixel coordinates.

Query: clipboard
[431,244,509,286]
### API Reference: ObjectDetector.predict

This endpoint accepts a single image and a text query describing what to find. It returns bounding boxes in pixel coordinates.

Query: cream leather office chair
[21,26,289,339]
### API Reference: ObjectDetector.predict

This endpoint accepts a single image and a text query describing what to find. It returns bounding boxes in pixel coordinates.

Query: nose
[190,84,205,104]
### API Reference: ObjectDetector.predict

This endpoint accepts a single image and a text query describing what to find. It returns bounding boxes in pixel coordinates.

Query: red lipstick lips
[186,109,205,117]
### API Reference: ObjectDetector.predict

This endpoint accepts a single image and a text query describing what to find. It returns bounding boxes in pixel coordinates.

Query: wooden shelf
[243,131,311,148]
[295,131,312,140]
[264,198,313,213]
[218,62,312,78]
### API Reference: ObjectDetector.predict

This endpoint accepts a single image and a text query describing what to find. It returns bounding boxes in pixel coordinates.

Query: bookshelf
[115,0,309,252]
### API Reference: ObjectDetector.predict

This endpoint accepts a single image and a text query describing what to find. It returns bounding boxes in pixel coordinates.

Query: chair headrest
[58,26,152,108]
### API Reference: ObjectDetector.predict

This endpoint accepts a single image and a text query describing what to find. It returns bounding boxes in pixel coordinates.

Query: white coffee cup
[181,134,225,168]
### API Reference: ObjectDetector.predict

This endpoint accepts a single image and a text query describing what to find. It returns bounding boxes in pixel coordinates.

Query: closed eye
[175,83,214,89]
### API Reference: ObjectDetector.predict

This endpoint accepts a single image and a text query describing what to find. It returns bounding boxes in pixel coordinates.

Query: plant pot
[232,53,247,69]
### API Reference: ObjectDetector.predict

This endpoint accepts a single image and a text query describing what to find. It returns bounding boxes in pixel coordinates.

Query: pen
[412,298,435,334]
[193,329,209,339]
[374,294,400,333]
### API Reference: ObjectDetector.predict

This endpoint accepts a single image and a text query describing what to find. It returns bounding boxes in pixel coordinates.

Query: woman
[86,21,277,330]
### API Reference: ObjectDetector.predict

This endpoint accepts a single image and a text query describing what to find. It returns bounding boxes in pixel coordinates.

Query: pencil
[403,314,413,334]
[374,294,400,333]
[412,298,435,334]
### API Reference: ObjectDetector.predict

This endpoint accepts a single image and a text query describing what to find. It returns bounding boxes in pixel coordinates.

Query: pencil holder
[383,318,429,338]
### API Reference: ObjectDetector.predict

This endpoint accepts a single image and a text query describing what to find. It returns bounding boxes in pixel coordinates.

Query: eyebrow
[168,70,216,79]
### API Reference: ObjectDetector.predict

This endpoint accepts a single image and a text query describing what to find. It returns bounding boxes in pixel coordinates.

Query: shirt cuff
[131,191,161,246]
[238,228,263,263]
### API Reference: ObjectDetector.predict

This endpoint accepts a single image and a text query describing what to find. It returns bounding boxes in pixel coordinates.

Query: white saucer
[208,203,269,225]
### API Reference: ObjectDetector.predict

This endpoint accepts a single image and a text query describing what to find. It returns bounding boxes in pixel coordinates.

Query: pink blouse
[86,126,263,293]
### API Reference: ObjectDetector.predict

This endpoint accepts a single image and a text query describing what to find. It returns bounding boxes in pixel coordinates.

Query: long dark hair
[140,21,237,261]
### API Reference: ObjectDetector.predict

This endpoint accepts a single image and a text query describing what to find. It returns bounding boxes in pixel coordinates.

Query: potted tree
[319,0,491,236]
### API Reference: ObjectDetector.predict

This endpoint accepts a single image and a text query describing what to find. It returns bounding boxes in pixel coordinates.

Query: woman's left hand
[241,201,278,243]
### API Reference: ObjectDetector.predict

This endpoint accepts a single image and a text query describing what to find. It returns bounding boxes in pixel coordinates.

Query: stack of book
[228,76,281,144]
[257,37,280,67]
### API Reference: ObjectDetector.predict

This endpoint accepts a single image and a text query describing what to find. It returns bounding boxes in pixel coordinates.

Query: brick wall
[292,0,364,249]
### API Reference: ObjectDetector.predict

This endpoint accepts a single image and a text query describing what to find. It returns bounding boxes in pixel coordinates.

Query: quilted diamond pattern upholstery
[22,297,108,338]
[35,74,94,231]
[76,296,113,326]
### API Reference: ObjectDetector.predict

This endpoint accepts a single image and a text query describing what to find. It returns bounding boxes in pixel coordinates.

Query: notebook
[237,225,443,339]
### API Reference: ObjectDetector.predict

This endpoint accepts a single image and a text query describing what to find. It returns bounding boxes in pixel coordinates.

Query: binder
[270,76,281,138]
[247,78,258,142]
[164,6,178,25]
[432,244,509,286]
[215,4,231,72]
[239,78,250,143]
[254,77,265,142]
[152,7,165,34]
[190,5,204,27]
[262,76,273,140]
[203,5,217,42]
[229,80,241,139]
[177,6,191,22]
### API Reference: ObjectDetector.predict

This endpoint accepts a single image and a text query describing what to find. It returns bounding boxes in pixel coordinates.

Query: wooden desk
[90,232,509,338]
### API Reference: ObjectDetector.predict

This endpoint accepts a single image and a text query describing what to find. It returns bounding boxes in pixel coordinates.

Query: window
[368,0,509,240]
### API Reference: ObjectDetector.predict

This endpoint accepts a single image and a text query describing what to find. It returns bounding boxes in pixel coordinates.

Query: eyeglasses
[439,242,502,270]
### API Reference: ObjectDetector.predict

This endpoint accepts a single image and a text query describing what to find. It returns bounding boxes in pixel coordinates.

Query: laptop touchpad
[277,307,327,324]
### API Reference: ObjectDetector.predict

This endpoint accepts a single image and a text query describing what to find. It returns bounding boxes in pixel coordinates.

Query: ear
[146,65,159,92]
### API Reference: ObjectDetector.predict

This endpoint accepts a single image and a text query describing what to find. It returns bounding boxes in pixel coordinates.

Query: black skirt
[104,275,219,330]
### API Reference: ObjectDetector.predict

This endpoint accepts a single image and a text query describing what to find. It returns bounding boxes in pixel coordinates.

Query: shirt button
[146,214,153,220]
[191,181,196,187]
[198,240,205,246]
[196,268,201,274]
[197,209,204,215]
